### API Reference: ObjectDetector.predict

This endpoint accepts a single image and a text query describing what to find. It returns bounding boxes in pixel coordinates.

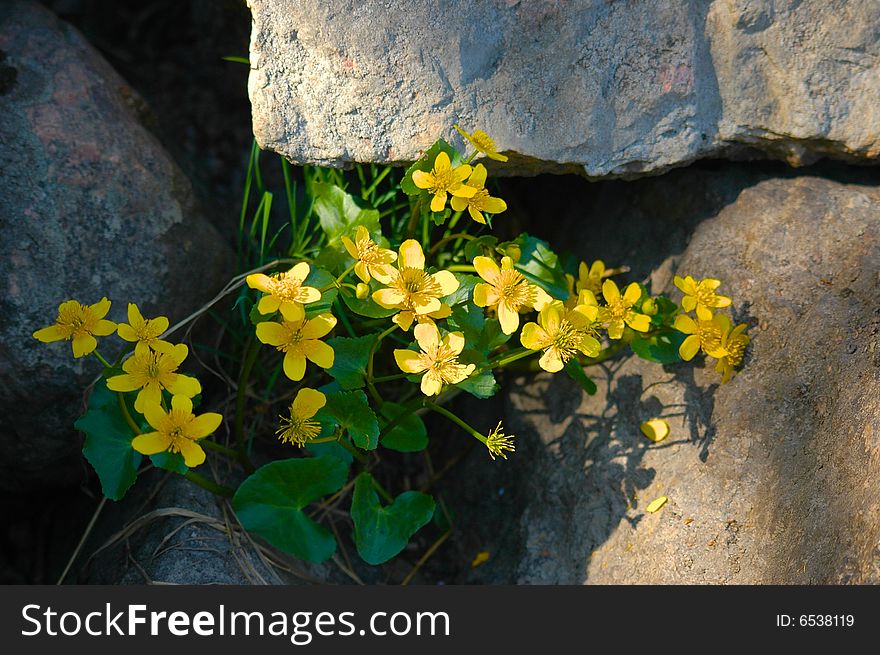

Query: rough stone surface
[247,0,880,176]
[449,166,880,584]
[83,470,334,585]
[0,1,233,492]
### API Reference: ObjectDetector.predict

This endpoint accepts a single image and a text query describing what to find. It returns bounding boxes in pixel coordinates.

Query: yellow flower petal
[301,313,337,339]
[640,419,670,443]
[283,352,307,381]
[341,235,358,259]
[71,333,97,358]
[33,325,66,343]
[626,312,651,332]
[288,262,311,283]
[105,373,141,393]
[420,370,443,396]
[127,303,144,327]
[292,388,327,419]
[602,279,620,304]
[472,256,500,285]
[412,295,442,315]
[372,288,406,308]
[450,195,468,212]
[679,334,701,361]
[539,347,564,373]
[414,323,440,352]
[304,340,335,369]
[645,496,668,513]
[430,191,447,213]
[412,169,434,189]
[165,374,201,398]
[170,394,193,414]
[178,439,206,467]
[520,322,548,350]
[188,412,223,440]
[468,164,488,189]
[430,270,459,297]
[255,321,287,346]
[497,302,519,335]
[142,401,167,431]
[394,349,426,374]
[623,283,642,305]
[482,196,507,215]
[398,239,425,270]
[443,331,466,355]
[89,297,112,320]
[131,432,171,456]
[93,319,118,336]
[673,314,697,335]
[258,294,282,315]
[246,273,274,293]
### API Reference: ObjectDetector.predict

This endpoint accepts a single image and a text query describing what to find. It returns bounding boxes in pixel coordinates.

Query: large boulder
[450,165,880,584]
[0,1,233,491]
[246,0,880,176]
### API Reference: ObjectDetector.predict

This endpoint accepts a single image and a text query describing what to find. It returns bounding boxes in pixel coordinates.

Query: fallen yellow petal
[640,418,670,443]
[646,496,668,513]
[471,551,490,568]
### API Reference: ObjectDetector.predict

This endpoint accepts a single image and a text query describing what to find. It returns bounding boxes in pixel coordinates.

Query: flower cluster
[34,300,221,466]
[673,275,749,383]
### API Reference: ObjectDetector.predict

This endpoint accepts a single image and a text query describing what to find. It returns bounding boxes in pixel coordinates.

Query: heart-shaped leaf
[316,390,380,450]
[351,472,435,565]
[233,456,350,563]
[76,384,142,501]
[379,402,428,452]
[326,334,375,390]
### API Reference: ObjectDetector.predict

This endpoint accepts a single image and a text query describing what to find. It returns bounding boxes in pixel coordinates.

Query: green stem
[184,471,234,498]
[406,196,423,239]
[338,438,368,464]
[365,324,399,405]
[423,400,486,445]
[331,263,356,289]
[484,347,535,370]
[200,439,240,458]
[117,393,141,435]
[93,350,112,369]
[234,339,261,458]
[372,372,408,384]
[377,397,425,439]
[446,264,476,273]
[372,476,394,503]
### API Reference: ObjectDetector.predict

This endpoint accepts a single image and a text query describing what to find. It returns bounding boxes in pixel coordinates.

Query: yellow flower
[116,303,173,353]
[131,395,222,468]
[520,301,601,373]
[673,312,728,361]
[485,421,515,460]
[453,124,509,162]
[599,280,651,340]
[714,314,750,384]
[393,323,475,396]
[372,240,459,331]
[674,275,732,321]
[246,262,321,321]
[276,388,326,447]
[341,225,397,284]
[576,260,606,296]
[33,298,116,358]
[255,313,336,381]
[106,343,201,413]
[450,164,507,224]
[472,255,551,334]
[411,151,476,213]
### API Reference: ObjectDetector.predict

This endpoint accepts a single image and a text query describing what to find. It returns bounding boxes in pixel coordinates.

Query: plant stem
[377,397,425,439]
[338,438,368,464]
[372,476,394,503]
[200,439,240,458]
[184,471,234,498]
[372,372,408,384]
[117,393,141,435]
[365,324,398,405]
[484,346,535,370]
[423,400,486,444]
[234,339,261,458]
[93,349,112,369]
[406,196,423,238]
[446,264,476,273]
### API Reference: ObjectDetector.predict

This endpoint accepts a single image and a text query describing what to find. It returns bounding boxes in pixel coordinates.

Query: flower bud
[355,283,370,300]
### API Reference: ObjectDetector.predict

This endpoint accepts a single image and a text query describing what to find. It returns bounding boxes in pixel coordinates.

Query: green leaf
[400,139,460,196]
[302,267,337,317]
[249,303,276,325]
[340,286,397,318]
[151,452,188,474]
[506,234,570,300]
[564,359,598,395]
[456,367,499,399]
[316,390,380,450]
[448,302,485,348]
[76,384,141,501]
[380,402,428,452]
[351,473,435,565]
[233,456,350,563]
[305,440,353,464]
[442,273,480,307]
[464,235,499,262]
[312,183,380,245]
[326,334,375,390]
[630,331,687,364]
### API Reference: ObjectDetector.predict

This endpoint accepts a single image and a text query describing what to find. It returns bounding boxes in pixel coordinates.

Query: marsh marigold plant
[34,124,750,570]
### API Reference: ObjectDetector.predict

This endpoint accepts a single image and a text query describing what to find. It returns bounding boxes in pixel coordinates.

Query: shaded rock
[0,1,233,491]
[247,0,880,176]
[83,469,334,585]
[453,166,880,583]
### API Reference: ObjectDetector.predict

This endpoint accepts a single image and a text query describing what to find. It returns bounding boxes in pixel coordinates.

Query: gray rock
[246,0,880,176]
[0,1,233,491]
[453,166,880,584]
[83,470,333,585]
